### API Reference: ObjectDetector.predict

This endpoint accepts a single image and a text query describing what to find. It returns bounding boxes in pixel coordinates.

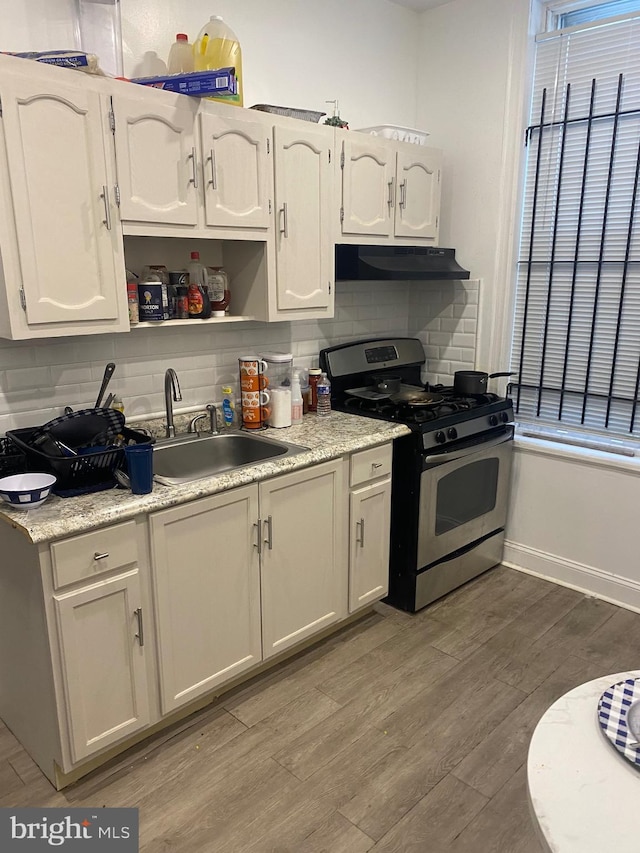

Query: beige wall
[416,0,535,373]
[120,0,421,130]
[415,0,640,611]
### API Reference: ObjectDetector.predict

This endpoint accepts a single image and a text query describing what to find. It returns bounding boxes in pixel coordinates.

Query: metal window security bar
[512,14,640,438]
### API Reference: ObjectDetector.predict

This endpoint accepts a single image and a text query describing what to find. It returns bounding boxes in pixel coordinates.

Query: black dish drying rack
[5,409,153,497]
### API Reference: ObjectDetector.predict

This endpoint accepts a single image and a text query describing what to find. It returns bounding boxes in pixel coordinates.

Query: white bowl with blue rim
[0,473,57,510]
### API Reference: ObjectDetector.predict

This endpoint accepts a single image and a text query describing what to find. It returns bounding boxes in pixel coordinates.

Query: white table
[528,670,640,852]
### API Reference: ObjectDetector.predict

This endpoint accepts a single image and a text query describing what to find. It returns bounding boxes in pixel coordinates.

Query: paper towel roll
[269,388,292,428]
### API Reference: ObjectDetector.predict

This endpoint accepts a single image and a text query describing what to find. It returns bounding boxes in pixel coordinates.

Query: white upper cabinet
[341,136,395,237]
[0,71,128,335]
[200,112,271,229]
[273,124,333,312]
[112,94,200,226]
[394,146,441,240]
[113,94,272,234]
[339,133,442,245]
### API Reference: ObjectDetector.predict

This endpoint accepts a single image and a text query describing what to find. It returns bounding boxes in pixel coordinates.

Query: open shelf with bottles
[123,235,272,327]
[132,315,256,329]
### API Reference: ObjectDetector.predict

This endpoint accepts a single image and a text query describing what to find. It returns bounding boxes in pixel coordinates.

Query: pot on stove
[453,370,514,396]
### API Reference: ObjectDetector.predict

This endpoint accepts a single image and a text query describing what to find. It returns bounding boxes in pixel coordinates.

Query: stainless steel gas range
[320,337,514,612]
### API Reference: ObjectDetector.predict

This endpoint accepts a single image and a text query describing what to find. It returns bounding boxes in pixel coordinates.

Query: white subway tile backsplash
[49,365,94,387]
[6,366,52,392]
[0,282,481,431]
[451,333,476,349]
[439,347,463,361]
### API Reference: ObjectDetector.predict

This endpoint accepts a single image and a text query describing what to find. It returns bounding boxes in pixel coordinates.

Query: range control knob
[489,415,499,427]
[501,412,510,423]
[434,430,446,444]
[447,427,458,440]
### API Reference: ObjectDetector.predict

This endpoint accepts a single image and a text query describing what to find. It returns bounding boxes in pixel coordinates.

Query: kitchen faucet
[164,368,182,438]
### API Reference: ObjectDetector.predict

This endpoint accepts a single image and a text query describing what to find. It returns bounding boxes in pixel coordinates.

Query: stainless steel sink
[153,432,309,485]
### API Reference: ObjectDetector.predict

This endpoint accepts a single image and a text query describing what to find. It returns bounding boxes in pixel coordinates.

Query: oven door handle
[423,428,513,466]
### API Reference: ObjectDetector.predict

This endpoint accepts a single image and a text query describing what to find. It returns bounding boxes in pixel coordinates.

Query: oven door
[416,426,513,570]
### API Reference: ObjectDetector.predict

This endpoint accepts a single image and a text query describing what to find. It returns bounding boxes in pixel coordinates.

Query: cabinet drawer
[350,443,393,487]
[50,521,138,589]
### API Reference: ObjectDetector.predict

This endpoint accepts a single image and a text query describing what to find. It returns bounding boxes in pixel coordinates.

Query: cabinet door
[273,125,332,311]
[150,486,262,715]
[112,95,199,225]
[0,80,125,326]
[260,460,346,658]
[200,112,270,229]
[341,137,395,237]
[349,479,391,612]
[394,147,441,240]
[54,571,150,764]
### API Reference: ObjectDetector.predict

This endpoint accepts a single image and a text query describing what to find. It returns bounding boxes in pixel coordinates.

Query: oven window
[435,459,499,535]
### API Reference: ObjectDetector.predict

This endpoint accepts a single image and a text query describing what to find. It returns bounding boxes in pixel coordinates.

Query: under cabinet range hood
[335,245,470,281]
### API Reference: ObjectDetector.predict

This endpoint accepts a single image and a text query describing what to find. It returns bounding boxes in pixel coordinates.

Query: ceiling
[387,0,454,11]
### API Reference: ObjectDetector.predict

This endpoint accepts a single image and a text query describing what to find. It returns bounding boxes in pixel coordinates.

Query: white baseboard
[503,540,640,615]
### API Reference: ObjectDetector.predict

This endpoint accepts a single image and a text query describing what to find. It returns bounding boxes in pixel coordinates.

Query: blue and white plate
[597,677,640,767]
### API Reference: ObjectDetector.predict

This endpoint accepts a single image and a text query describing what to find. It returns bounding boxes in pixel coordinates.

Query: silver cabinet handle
[253,518,262,555]
[134,607,144,647]
[100,186,112,230]
[263,515,273,550]
[188,147,198,188]
[399,179,407,209]
[93,552,109,561]
[388,177,395,209]
[356,518,365,548]
[279,203,289,238]
[372,462,383,470]
[208,148,217,189]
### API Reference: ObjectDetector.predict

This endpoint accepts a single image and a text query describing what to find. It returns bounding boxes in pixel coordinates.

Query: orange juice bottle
[193,15,243,106]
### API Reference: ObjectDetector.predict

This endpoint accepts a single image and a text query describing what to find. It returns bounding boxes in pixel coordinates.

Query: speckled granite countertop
[0,413,410,545]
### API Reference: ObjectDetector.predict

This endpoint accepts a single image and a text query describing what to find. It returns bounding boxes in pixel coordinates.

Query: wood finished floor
[2,565,639,852]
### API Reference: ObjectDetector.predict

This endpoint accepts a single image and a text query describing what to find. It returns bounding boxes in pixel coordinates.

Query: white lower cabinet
[149,459,347,714]
[150,486,262,715]
[260,459,346,658]
[348,444,392,612]
[54,570,150,763]
[0,449,388,787]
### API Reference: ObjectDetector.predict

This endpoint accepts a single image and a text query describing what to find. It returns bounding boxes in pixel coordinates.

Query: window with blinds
[511,13,640,439]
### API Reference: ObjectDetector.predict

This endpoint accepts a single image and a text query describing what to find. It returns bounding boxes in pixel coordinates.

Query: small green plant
[324,115,349,128]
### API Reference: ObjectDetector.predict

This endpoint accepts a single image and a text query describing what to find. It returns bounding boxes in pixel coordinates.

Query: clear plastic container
[261,352,293,428]
[193,15,243,106]
[168,33,194,74]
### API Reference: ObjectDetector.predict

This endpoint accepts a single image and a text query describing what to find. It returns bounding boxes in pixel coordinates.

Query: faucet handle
[188,413,207,434]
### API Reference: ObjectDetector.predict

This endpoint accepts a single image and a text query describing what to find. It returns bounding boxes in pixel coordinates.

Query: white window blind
[512,14,640,437]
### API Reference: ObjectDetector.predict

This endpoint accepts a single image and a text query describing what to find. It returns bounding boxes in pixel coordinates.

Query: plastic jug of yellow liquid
[193,15,243,106]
